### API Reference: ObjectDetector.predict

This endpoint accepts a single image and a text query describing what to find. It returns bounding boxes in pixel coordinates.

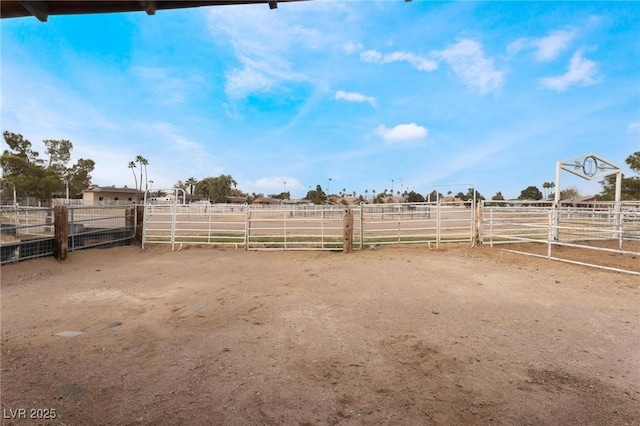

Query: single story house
[83,186,144,205]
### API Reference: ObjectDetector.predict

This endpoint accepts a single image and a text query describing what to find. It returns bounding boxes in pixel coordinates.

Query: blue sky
[2,1,639,199]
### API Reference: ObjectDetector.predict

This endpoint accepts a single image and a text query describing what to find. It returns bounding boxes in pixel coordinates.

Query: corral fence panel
[247,205,348,251]
[479,200,640,275]
[143,204,247,249]
[360,202,475,247]
[1,205,136,264]
[142,201,476,251]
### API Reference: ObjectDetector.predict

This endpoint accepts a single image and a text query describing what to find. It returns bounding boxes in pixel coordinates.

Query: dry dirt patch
[1,245,639,425]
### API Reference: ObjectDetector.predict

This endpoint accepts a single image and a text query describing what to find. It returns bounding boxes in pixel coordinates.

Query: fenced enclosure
[142,201,477,251]
[0,205,137,264]
[479,200,640,275]
[3,198,639,275]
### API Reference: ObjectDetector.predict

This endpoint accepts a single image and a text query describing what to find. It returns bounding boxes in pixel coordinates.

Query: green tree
[271,192,290,200]
[66,158,95,198]
[196,175,237,203]
[598,152,640,200]
[559,187,580,201]
[1,131,94,200]
[406,191,425,202]
[304,185,326,205]
[426,190,441,202]
[518,185,543,200]
[43,139,72,171]
[624,151,638,170]
[185,177,198,195]
[492,191,505,201]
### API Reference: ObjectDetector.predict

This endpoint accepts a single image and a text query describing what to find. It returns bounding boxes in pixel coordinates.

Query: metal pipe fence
[1,206,54,263]
[479,200,640,275]
[142,202,476,251]
[1,205,136,264]
[360,202,475,247]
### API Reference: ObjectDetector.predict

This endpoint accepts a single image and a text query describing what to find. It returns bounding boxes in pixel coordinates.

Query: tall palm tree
[185,177,198,196]
[542,182,550,198]
[128,161,138,190]
[135,155,149,191]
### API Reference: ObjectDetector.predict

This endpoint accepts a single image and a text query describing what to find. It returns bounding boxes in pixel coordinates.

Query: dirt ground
[1,244,639,425]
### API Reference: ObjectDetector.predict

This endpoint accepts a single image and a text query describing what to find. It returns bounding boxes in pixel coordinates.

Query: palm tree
[128,161,138,190]
[185,177,198,196]
[135,155,149,191]
[365,189,369,200]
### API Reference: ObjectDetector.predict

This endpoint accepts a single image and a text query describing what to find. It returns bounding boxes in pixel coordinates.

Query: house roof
[84,185,144,194]
[1,1,304,22]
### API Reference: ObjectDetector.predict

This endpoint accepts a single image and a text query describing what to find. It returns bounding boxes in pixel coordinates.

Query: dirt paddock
[1,245,639,425]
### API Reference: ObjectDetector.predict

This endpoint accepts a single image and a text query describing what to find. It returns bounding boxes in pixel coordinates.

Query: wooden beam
[268,1,277,9]
[18,0,49,22]
[53,205,68,262]
[139,0,157,15]
[343,207,353,253]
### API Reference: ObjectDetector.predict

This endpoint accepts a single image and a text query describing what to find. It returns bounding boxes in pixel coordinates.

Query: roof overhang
[1,1,304,22]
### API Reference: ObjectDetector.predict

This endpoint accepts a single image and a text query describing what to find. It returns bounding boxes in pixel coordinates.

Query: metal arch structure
[0,0,304,22]
[554,153,621,204]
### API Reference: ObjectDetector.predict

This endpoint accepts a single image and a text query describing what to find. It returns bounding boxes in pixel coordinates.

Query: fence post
[134,205,144,246]
[475,203,482,246]
[359,205,364,250]
[125,207,135,245]
[54,205,68,262]
[343,207,353,253]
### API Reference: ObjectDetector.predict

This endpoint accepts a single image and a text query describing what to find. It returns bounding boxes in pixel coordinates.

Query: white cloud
[376,123,428,143]
[342,40,363,55]
[206,6,322,100]
[334,90,376,107]
[360,50,437,72]
[224,61,278,100]
[508,29,576,61]
[539,49,599,91]
[361,50,383,63]
[628,121,640,133]
[434,39,505,94]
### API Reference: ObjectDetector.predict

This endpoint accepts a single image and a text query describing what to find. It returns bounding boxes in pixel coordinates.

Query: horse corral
[1,200,639,424]
[1,244,639,425]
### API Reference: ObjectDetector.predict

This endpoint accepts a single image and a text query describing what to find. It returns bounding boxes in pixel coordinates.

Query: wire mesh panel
[67,206,136,251]
[0,206,54,264]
